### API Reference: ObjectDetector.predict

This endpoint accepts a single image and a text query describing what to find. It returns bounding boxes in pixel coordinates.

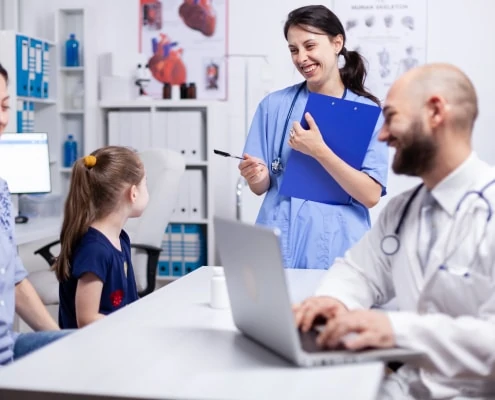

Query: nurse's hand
[288,112,328,158]
[293,296,348,333]
[238,154,268,185]
[316,309,395,350]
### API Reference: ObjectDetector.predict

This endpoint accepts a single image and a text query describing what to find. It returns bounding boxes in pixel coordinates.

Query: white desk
[14,216,61,246]
[0,268,384,400]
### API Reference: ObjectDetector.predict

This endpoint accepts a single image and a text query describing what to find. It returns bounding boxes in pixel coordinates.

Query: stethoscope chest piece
[381,234,400,256]
[271,158,283,174]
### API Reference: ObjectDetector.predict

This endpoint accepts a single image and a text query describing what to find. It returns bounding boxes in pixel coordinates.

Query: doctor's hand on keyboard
[293,296,348,333]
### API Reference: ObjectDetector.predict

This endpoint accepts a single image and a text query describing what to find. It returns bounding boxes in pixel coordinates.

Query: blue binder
[31,38,43,98]
[42,42,50,98]
[15,35,29,97]
[28,38,36,97]
[279,92,381,204]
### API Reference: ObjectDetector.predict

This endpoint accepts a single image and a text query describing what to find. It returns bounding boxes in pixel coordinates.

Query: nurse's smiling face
[379,78,438,177]
[287,25,342,92]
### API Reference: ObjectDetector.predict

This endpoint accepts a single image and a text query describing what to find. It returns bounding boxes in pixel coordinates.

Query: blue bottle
[64,134,78,167]
[65,34,80,67]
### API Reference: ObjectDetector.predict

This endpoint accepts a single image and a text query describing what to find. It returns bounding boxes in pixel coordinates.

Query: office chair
[28,148,186,304]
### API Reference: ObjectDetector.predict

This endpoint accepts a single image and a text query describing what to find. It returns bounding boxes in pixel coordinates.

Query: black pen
[213,149,265,166]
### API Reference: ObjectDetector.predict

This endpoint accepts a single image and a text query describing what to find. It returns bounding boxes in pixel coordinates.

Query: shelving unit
[99,100,219,274]
[54,8,88,195]
[0,30,61,193]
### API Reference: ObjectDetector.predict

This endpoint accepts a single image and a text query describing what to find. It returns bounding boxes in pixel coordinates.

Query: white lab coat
[316,154,495,399]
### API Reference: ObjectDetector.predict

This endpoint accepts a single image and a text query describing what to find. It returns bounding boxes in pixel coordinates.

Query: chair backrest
[125,148,185,292]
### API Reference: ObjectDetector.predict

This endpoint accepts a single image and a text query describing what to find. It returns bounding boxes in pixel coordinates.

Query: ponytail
[53,146,144,281]
[53,158,95,281]
[340,47,380,106]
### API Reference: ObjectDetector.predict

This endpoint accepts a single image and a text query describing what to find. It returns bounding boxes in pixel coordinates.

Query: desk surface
[0,268,384,400]
[14,216,61,245]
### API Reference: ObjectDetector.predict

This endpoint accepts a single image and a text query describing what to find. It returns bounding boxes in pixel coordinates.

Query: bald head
[392,63,478,132]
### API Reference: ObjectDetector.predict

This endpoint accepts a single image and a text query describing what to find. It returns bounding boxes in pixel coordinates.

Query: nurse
[239,5,388,269]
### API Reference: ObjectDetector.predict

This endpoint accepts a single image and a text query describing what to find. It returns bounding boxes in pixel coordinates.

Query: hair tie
[341,47,349,58]
[83,155,97,169]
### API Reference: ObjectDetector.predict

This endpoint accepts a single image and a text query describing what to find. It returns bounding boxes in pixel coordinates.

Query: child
[55,146,149,329]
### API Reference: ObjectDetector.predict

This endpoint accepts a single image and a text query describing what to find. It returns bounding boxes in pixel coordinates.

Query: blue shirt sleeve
[71,240,111,283]
[361,112,389,195]
[0,179,28,284]
[242,98,270,163]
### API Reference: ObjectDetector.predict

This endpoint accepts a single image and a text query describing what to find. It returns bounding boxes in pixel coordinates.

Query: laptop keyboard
[299,329,322,353]
[298,328,347,353]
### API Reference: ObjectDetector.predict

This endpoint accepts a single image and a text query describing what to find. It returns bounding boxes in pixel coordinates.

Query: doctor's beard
[390,120,438,177]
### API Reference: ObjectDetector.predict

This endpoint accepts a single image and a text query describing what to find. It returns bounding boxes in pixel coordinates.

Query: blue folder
[279,92,381,204]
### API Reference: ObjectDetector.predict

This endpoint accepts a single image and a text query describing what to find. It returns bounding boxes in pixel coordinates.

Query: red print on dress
[110,290,124,307]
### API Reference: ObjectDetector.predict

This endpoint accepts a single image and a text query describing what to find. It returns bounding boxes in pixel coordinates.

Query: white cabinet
[54,8,89,195]
[100,100,218,278]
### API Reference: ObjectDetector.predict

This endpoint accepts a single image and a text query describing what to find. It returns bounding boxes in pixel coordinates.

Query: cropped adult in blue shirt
[0,63,69,365]
[239,6,388,269]
[54,146,148,329]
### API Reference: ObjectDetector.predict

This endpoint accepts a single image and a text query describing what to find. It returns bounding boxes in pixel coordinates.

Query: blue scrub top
[243,83,388,270]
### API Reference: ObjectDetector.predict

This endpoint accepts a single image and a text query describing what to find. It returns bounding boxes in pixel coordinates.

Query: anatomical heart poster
[140,0,228,100]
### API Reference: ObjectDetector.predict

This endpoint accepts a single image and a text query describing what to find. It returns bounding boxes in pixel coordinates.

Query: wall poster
[139,0,228,100]
[333,0,427,102]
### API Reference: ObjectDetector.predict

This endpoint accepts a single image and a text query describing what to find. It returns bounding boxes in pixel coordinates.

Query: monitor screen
[0,133,52,194]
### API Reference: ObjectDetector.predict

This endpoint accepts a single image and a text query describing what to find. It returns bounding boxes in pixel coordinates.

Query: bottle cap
[68,134,74,139]
[69,33,76,39]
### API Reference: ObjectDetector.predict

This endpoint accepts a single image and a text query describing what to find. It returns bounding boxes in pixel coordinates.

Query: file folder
[16,100,23,133]
[42,41,50,98]
[16,35,29,97]
[28,38,36,97]
[32,39,43,98]
[279,93,381,204]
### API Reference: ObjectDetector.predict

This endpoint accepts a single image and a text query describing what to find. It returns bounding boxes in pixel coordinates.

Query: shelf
[99,99,217,109]
[60,110,84,115]
[156,275,180,282]
[17,96,56,105]
[168,218,209,224]
[59,66,84,72]
[186,161,208,167]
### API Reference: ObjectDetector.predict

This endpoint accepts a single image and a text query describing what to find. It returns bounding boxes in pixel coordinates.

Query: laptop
[214,216,424,367]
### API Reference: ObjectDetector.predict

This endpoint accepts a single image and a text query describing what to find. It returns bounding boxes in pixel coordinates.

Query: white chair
[28,148,186,305]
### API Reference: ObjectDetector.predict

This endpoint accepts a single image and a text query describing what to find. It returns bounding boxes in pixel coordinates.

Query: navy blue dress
[59,227,139,329]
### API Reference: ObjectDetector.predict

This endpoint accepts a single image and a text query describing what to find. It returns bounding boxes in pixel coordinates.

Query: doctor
[294,63,495,399]
[238,5,388,270]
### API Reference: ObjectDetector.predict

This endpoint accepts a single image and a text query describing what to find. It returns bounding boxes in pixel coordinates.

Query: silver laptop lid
[214,217,301,363]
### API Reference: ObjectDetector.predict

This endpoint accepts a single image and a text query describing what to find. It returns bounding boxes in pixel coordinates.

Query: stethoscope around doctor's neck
[380,179,495,256]
[270,81,348,174]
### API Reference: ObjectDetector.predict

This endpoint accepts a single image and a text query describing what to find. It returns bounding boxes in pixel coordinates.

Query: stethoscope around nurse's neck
[270,82,348,174]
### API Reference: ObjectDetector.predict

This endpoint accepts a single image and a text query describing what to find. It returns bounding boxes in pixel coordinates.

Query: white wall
[14,0,495,224]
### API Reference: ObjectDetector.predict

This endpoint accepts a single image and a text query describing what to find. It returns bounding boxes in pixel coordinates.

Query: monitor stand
[14,194,29,224]
[15,214,29,224]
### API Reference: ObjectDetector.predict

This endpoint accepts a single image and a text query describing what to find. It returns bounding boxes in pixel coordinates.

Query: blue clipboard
[279,92,381,204]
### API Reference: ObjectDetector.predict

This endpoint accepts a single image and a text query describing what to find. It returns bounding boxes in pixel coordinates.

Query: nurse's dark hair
[284,5,380,106]
[0,63,8,84]
[53,146,144,282]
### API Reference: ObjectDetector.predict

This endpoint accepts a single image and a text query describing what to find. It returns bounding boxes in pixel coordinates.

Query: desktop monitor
[0,133,52,194]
